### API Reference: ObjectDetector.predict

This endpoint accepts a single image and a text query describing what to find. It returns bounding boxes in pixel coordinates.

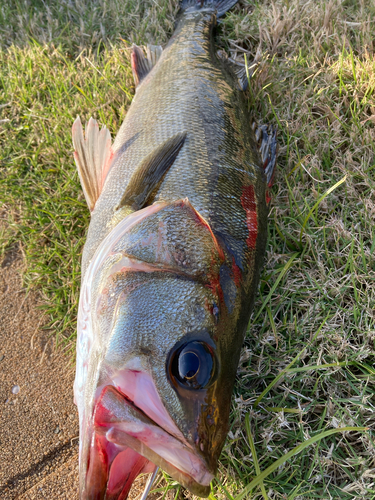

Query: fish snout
[80,368,214,499]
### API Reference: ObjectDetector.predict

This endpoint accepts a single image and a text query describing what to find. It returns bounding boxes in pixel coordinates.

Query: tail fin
[179,0,238,17]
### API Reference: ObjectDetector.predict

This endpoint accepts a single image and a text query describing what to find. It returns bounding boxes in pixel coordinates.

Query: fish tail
[179,0,238,18]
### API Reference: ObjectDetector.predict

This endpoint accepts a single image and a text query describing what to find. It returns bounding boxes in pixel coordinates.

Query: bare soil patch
[0,250,167,499]
[0,250,79,499]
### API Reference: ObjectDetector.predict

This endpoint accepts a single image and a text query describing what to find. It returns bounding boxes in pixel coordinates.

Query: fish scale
[83,11,262,274]
[72,1,277,498]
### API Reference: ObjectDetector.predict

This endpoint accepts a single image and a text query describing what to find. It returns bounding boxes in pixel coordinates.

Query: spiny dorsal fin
[252,123,278,187]
[233,63,256,91]
[217,49,256,91]
[72,117,114,212]
[131,44,163,88]
[117,131,187,212]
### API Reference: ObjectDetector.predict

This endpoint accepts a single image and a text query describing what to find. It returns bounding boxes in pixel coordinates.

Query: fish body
[72,1,277,498]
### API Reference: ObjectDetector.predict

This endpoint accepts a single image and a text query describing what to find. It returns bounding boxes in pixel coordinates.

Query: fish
[72,0,277,498]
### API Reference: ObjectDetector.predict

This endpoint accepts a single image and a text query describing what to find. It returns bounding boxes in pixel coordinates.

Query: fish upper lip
[99,383,214,482]
[110,368,187,442]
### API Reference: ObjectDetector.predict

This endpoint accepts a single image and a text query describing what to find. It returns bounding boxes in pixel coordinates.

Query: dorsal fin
[131,44,163,88]
[233,63,256,91]
[253,123,278,188]
[117,131,187,212]
[72,117,114,212]
[217,50,256,91]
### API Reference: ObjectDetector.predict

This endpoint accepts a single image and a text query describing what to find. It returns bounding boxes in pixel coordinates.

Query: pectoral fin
[72,117,114,212]
[117,131,187,211]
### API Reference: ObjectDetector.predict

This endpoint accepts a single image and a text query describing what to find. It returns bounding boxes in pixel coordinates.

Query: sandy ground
[0,251,164,500]
[0,249,79,499]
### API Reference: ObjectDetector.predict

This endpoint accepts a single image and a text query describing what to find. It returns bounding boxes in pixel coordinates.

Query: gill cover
[75,198,231,498]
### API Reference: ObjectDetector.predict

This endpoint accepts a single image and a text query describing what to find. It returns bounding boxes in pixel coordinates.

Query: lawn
[0,0,374,498]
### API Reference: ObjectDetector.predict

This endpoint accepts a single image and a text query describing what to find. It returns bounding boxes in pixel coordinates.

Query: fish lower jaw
[105,424,214,487]
[82,385,213,499]
[105,426,213,493]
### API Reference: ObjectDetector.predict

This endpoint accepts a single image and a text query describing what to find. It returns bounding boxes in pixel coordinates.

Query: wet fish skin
[73,1,276,498]
[83,10,268,275]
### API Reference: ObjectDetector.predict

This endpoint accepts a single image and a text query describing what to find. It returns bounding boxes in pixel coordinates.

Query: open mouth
[81,371,213,499]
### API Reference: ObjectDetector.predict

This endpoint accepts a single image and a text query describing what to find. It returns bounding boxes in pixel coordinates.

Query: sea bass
[72,0,277,498]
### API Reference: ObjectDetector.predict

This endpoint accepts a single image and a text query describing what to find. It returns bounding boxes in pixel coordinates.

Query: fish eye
[169,341,216,390]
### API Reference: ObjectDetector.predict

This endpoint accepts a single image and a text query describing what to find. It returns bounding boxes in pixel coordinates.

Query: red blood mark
[85,433,109,497]
[182,198,225,261]
[94,385,136,427]
[94,388,114,426]
[206,273,224,306]
[231,257,242,286]
[266,189,271,205]
[90,386,153,500]
[267,169,276,188]
[118,457,149,500]
[108,449,149,500]
[241,185,258,249]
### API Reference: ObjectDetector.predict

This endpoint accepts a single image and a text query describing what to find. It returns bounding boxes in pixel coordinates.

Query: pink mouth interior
[84,378,213,499]
[87,430,155,500]
[86,386,156,499]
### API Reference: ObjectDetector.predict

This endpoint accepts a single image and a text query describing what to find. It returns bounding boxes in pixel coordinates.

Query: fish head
[76,200,241,499]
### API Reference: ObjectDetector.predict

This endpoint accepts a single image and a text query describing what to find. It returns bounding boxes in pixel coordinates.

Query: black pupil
[179,351,200,379]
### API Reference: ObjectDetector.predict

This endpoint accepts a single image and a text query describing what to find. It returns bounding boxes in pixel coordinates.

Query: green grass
[1,0,375,498]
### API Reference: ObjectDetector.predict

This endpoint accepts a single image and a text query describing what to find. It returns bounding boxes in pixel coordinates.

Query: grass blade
[252,253,299,324]
[286,361,354,373]
[299,175,347,244]
[215,477,234,500]
[245,413,268,500]
[234,427,368,500]
[253,312,331,407]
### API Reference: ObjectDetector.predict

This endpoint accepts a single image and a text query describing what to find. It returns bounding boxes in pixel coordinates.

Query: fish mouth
[82,374,213,499]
